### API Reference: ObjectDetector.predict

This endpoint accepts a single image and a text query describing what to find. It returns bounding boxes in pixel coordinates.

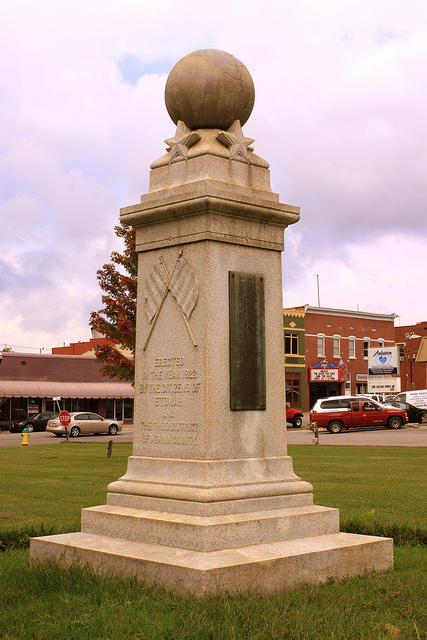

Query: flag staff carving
[143,250,198,349]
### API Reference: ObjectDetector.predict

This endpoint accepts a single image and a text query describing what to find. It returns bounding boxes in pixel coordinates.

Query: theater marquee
[309,359,347,382]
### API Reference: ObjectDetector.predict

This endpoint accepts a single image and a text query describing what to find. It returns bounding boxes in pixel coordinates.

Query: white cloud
[1,0,426,351]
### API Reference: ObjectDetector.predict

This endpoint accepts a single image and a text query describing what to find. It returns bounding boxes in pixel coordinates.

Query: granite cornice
[120,179,300,229]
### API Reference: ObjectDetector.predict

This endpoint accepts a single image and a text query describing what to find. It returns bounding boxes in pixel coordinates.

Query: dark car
[10,412,59,433]
[383,401,426,424]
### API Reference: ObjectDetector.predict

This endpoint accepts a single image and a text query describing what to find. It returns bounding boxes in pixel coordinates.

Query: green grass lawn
[1,442,426,639]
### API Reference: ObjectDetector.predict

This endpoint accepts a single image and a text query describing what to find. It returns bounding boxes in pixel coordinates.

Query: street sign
[59,410,71,427]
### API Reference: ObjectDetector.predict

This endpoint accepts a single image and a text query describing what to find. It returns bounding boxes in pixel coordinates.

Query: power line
[1,343,46,353]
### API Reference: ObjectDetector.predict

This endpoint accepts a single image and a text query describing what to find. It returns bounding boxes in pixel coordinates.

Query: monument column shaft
[133,239,287,461]
[109,183,312,509]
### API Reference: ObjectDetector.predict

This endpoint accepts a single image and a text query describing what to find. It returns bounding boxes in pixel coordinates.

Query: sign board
[368,347,398,376]
[310,368,339,381]
[367,376,401,394]
[59,410,71,427]
[356,373,368,382]
[28,404,39,414]
[309,359,347,383]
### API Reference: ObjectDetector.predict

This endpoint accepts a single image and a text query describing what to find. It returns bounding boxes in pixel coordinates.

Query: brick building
[394,321,427,392]
[284,305,397,411]
[0,351,134,428]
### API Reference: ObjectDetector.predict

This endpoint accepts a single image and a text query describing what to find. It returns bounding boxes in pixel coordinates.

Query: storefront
[308,359,348,407]
[0,352,134,429]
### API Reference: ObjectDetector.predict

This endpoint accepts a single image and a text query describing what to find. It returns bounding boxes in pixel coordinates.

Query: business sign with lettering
[368,347,398,376]
[309,359,347,382]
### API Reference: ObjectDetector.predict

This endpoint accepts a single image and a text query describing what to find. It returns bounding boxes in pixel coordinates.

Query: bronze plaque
[229,271,266,410]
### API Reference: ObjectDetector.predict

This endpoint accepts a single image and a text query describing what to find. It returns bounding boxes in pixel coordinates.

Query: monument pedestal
[30,50,393,594]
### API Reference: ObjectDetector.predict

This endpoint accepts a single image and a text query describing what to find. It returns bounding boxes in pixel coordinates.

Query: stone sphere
[165,49,255,130]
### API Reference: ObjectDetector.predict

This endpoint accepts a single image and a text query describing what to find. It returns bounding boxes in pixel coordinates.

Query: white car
[46,412,122,437]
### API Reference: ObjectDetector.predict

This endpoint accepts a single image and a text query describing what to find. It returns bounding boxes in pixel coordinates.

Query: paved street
[287,423,427,446]
[1,421,426,447]
[0,426,134,448]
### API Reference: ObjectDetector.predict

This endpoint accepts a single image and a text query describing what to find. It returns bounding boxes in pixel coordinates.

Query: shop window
[285,373,300,408]
[0,397,10,421]
[124,398,133,420]
[345,373,351,395]
[11,397,28,421]
[106,398,125,421]
[115,399,123,421]
[348,337,355,359]
[106,399,114,419]
[285,333,299,355]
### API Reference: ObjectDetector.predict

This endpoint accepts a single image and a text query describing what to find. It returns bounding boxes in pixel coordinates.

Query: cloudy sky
[1,0,426,353]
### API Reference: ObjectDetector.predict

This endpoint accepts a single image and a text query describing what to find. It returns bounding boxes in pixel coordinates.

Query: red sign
[59,410,71,427]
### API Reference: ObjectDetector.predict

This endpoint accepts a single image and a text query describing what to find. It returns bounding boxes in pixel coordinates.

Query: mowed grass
[0,442,426,639]
[1,547,427,640]
[0,442,131,533]
[1,442,425,534]
[288,445,427,531]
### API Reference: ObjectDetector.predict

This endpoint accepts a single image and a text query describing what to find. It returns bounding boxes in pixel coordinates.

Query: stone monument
[31,49,393,594]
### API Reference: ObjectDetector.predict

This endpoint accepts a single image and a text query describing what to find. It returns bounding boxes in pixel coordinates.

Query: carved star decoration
[216,120,255,163]
[164,121,201,164]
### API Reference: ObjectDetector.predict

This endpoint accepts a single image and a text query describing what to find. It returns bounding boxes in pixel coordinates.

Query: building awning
[0,381,134,399]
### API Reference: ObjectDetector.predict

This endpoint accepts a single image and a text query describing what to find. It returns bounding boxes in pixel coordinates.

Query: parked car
[10,412,59,433]
[286,404,303,428]
[46,412,122,437]
[309,396,408,433]
[383,400,426,424]
[355,393,387,404]
[392,390,427,410]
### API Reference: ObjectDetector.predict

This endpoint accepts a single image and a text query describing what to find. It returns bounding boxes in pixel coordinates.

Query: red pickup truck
[310,396,408,433]
[286,404,303,428]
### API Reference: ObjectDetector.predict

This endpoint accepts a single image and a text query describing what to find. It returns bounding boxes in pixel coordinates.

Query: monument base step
[81,503,340,551]
[30,531,393,596]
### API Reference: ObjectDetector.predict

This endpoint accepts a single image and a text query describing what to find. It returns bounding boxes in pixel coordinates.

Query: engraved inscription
[229,272,266,411]
[139,355,200,445]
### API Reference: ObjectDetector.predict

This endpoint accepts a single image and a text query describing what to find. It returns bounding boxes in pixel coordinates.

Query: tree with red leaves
[90,221,137,381]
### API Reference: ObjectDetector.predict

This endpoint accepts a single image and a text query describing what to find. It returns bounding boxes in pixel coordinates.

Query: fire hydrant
[21,427,29,446]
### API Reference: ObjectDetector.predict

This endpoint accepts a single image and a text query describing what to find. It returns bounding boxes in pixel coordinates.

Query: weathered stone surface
[30,49,393,594]
[165,49,255,130]
[31,532,393,596]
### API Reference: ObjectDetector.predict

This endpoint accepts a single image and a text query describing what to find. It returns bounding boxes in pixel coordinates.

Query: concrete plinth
[31,530,392,596]
[30,49,393,594]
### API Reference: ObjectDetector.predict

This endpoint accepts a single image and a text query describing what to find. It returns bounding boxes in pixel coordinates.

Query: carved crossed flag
[143,251,198,349]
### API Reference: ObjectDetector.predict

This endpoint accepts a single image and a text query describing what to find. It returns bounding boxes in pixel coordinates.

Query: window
[363,338,370,358]
[285,373,301,408]
[317,334,325,357]
[333,336,340,358]
[345,373,351,395]
[284,333,299,355]
[106,398,124,421]
[124,398,133,420]
[396,343,405,361]
[348,337,355,358]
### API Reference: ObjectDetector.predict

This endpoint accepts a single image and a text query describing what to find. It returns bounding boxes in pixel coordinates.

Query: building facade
[394,321,427,392]
[0,352,134,429]
[284,306,397,411]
